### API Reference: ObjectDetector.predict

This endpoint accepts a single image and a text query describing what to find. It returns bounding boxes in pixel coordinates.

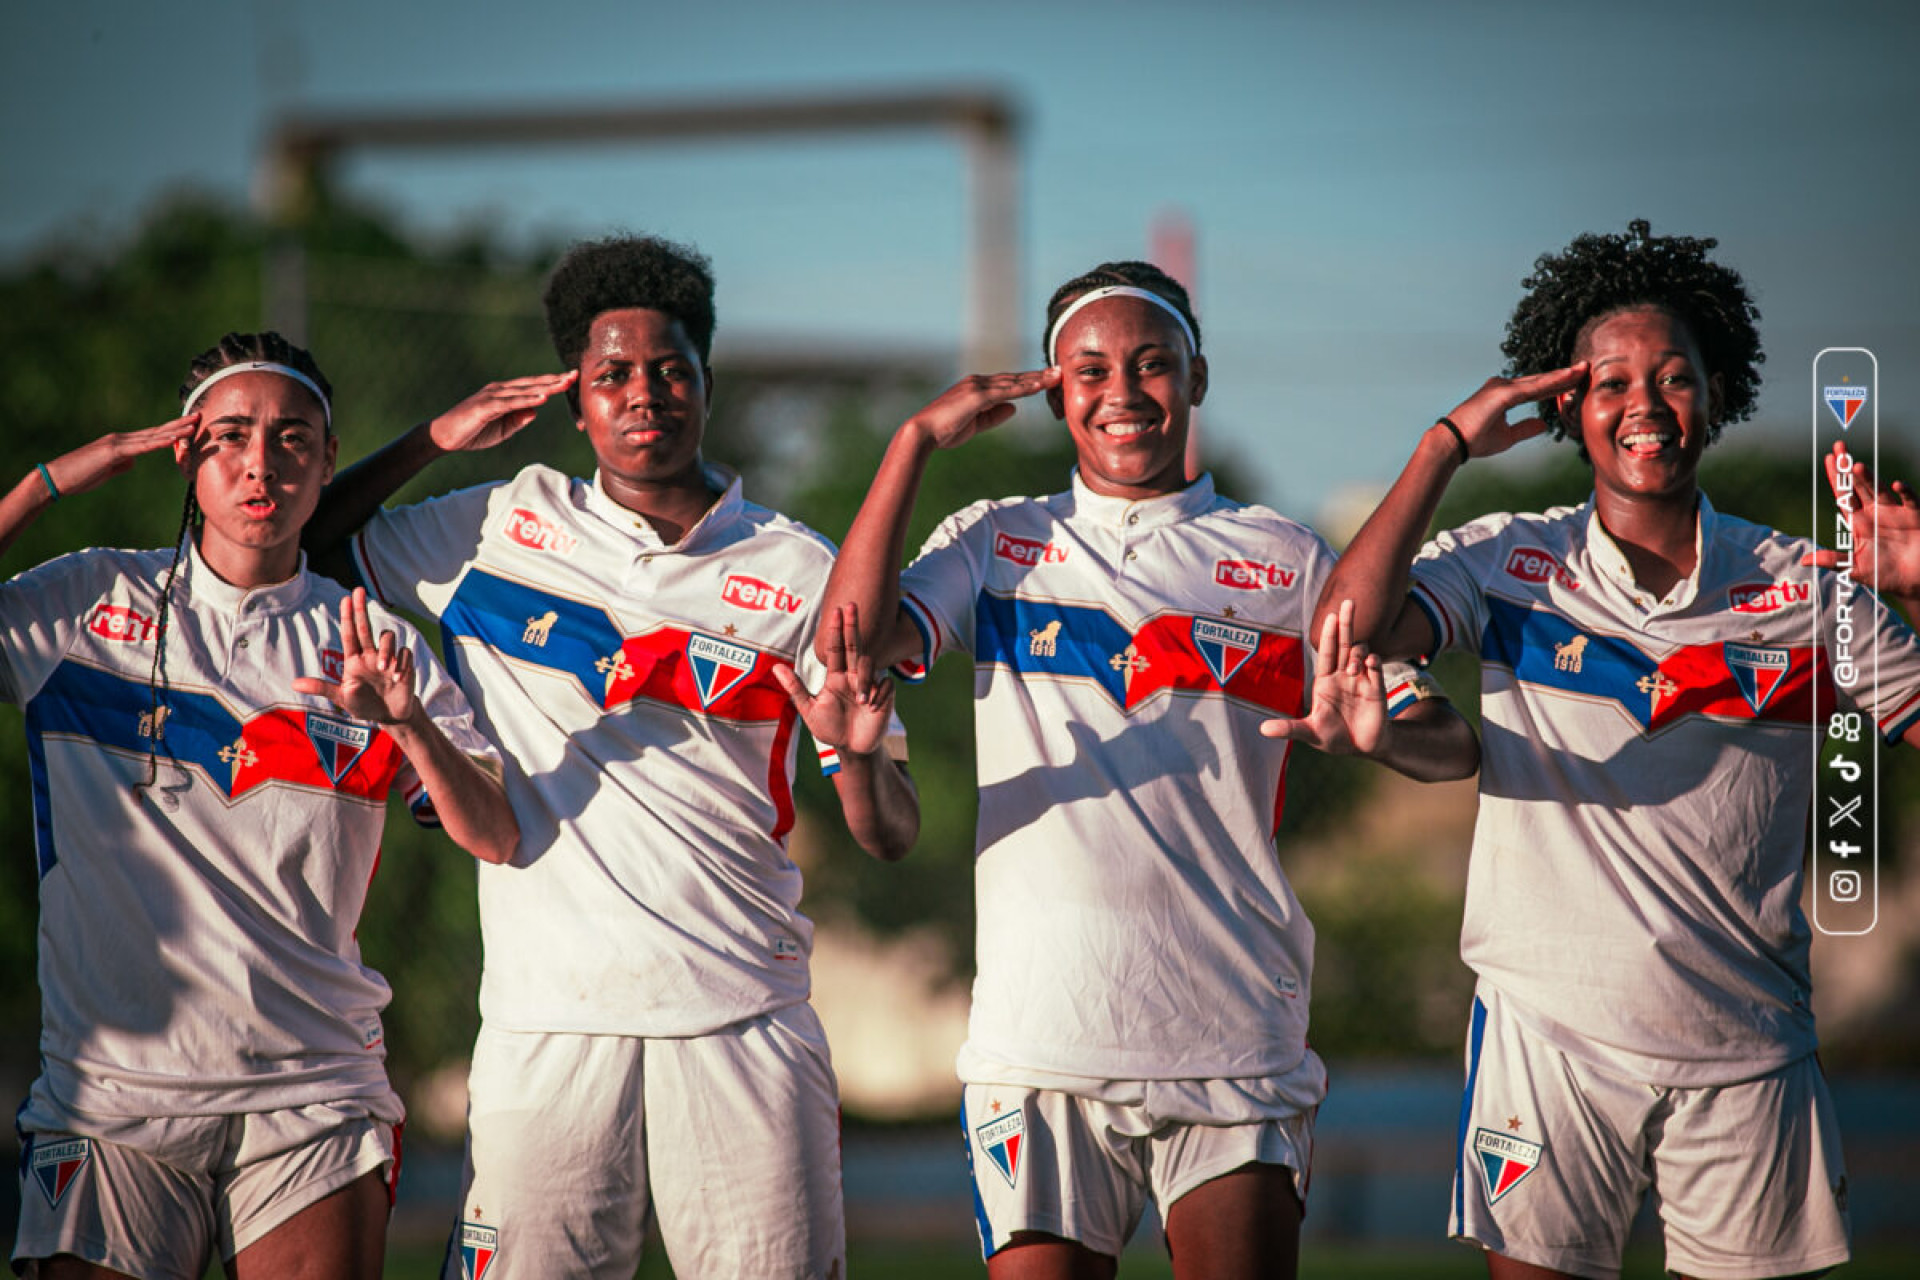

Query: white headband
[181,361,332,429]
[1045,285,1198,365]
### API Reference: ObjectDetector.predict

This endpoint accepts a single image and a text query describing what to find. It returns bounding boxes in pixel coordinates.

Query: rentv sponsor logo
[504,508,580,556]
[1214,559,1297,590]
[1504,549,1579,591]
[994,532,1068,566]
[1730,581,1811,614]
[722,574,804,613]
[89,603,156,643]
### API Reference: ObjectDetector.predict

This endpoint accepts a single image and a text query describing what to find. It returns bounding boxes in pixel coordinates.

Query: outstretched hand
[43,415,200,499]
[1803,442,1920,601]
[291,588,421,725]
[1438,364,1590,461]
[427,372,579,453]
[905,368,1061,451]
[774,603,896,758]
[1259,599,1388,757]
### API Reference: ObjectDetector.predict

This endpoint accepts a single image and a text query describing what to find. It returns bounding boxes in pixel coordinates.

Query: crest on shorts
[1192,618,1258,687]
[974,1108,1026,1189]
[686,633,757,709]
[1473,1128,1543,1204]
[30,1136,91,1208]
[1725,642,1790,714]
[306,712,373,784]
[459,1220,498,1280]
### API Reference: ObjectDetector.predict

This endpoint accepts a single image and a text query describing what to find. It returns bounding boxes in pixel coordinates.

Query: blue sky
[5,0,1917,516]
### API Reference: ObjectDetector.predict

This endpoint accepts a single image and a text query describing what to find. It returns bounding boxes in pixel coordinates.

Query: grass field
[381,1240,1920,1278]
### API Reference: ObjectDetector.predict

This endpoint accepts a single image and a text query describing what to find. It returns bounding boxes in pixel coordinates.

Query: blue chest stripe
[441,570,627,693]
[976,593,1134,703]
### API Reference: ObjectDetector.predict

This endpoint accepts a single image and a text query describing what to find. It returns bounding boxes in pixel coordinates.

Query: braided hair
[1502,219,1763,452]
[135,332,331,799]
[1042,261,1203,363]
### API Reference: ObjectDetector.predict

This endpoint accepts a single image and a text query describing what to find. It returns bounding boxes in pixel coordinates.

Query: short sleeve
[896,503,999,679]
[0,551,129,705]
[352,482,504,621]
[1409,516,1512,657]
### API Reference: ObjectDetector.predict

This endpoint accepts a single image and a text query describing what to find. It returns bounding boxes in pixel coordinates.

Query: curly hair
[1502,219,1763,447]
[179,331,333,429]
[543,235,717,376]
[1042,260,1202,363]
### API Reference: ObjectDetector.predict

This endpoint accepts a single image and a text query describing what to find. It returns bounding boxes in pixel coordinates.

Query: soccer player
[1315,221,1920,1279]
[302,234,918,1279]
[1,332,516,1280]
[818,260,1481,1279]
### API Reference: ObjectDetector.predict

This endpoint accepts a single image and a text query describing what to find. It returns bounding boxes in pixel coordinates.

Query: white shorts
[961,1083,1313,1261]
[12,1099,400,1280]
[1449,984,1851,1280]
[447,1004,845,1280]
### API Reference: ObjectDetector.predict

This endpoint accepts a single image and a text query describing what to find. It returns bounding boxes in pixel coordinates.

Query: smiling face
[574,307,711,512]
[1561,305,1723,513]
[1046,294,1207,500]
[174,370,335,587]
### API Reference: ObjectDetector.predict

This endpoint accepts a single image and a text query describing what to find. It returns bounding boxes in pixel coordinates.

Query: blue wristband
[36,463,60,501]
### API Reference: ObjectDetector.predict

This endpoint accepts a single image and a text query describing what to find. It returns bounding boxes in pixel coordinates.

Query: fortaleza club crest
[1192,617,1259,686]
[30,1136,91,1208]
[306,713,373,784]
[1725,642,1790,714]
[459,1220,498,1280]
[975,1107,1026,1189]
[1473,1128,1543,1205]
[686,633,758,708]
[1824,383,1867,431]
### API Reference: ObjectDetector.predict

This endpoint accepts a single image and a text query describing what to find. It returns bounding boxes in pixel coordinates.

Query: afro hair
[1502,219,1763,447]
[543,235,717,372]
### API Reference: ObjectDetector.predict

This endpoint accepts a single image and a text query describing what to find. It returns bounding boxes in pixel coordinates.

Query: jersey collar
[1064,468,1217,531]
[584,462,744,552]
[1582,492,1718,613]
[177,540,315,616]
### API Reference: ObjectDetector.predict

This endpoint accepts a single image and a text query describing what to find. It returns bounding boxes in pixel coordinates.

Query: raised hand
[773,603,896,758]
[1803,442,1920,600]
[291,587,420,725]
[905,368,1061,452]
[427,372,579,453]
[1438,364,1590,461]
[43,415,201,498]
[1259,599,1388,757]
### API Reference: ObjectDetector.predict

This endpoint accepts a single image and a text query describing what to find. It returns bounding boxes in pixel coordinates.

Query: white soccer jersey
[1412,496,1920,1086]
[0,545,492,1119]
[353,463,845,1036]
[900,471,1432,1086]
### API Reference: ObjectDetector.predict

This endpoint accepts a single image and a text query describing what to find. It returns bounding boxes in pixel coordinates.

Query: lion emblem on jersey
[1553,634,1587,673]
[1028,620,1062,657]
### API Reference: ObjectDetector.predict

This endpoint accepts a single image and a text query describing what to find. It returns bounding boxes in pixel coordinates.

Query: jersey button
[1125,549,1138,561]
[236,637,249,649]
[1127,513,1140,525]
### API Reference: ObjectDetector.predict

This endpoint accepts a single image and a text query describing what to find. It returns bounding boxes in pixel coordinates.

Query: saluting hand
[42,415,201,499]
[427,371,579,454]
[904,368,1062,452]
[1437,364,1591,462]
